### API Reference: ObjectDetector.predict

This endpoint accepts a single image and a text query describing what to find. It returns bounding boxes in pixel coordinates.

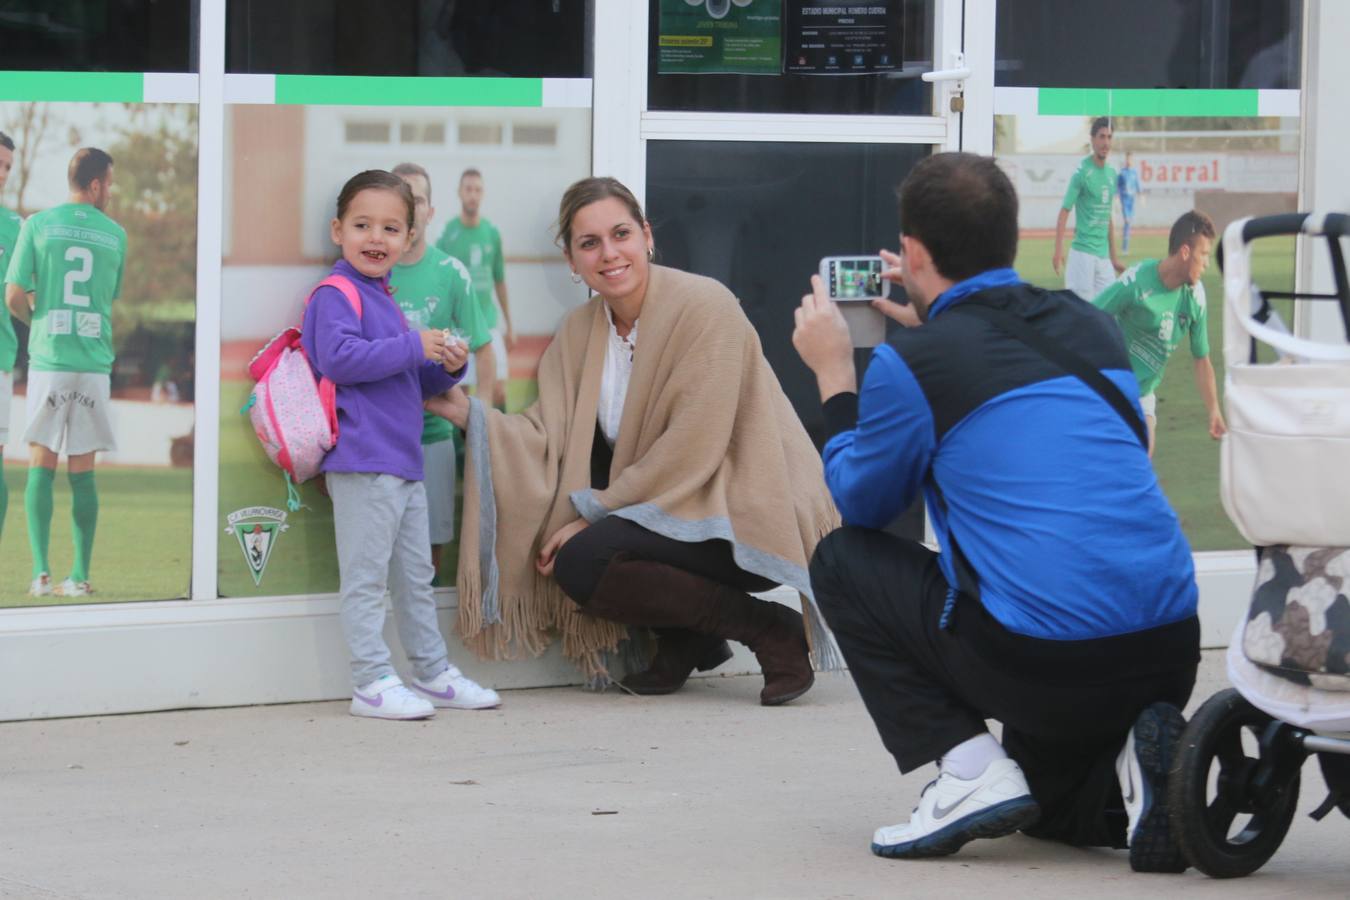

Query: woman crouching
[428,176,838,704]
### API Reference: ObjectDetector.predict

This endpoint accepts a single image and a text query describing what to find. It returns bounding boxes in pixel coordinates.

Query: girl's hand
[536,518,589,576]
[424,386,470,430]
[442,335,469,373]
[419,329,447,361]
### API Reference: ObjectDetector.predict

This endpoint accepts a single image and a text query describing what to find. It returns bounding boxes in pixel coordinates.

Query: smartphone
[819,255,889,347]
[820,256,890,301]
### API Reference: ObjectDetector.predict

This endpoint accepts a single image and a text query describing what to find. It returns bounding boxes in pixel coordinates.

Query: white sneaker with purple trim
[349,674,435,720]
[411,665,502,710]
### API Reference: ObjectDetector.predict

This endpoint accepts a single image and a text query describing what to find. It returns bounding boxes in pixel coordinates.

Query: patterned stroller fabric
[1243,546,1350,692]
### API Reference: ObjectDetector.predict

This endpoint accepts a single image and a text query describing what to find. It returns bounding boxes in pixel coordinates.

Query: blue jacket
[822,269,1197,641]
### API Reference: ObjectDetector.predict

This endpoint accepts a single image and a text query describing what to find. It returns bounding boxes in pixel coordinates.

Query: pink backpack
[245,275,362,510]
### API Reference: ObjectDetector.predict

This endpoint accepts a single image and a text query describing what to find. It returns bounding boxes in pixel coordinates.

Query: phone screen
[828,257,884,299]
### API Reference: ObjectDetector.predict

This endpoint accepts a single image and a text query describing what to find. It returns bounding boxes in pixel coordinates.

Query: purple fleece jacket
[301,260,462,482]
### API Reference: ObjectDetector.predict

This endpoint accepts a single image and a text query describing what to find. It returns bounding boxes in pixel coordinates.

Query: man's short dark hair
[392,161,431,201]
[460,167,482,185]
[1168,210,1216,255]
[898,153,1019,283]
[1091,116,1112,137]
[0,131,14,152]
[68,147,113,191]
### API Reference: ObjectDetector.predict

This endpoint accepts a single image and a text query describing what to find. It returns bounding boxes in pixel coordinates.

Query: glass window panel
[226,0,592,76]
[996,0,1302,89]
[647,0,935,115]
[399,121,446,144]
[0,0,197,72]
[0,100,199,606]
[458,122,503,145]
[997,110,1301,550]
[646,138,930,536]
[343,120,391,143]
[512,123,557,146]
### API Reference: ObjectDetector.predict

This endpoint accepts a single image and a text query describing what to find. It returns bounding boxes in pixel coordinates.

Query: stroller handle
[1219,211,1350,349]
[1244,211,1349,242]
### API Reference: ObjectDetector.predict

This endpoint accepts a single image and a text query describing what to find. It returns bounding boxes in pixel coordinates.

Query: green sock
[25,467,55,578]
[69,470,98,583]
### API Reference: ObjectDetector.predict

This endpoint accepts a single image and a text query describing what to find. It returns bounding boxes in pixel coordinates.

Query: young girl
[303,169,501,720]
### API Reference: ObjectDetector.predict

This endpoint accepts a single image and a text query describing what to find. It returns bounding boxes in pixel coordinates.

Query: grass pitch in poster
[658,0,782,76]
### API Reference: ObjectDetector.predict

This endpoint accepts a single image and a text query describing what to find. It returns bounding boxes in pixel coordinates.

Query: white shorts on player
[1138,392,1157,421]
[0,370,12,445]
[461,328,510,388]
[23,371,117,455]
[1065,247,1117,300]
[421,437,457,544]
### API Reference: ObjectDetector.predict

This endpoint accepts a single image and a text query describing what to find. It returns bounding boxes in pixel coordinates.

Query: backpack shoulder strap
[949,300,1149,450]
[308,274,363,319]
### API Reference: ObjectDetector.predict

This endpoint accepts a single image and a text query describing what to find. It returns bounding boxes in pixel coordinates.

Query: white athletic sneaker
[58,579,94,597]
[29,573,53,597]
[349,675,435,720]
[1116,702,1188,872]
[871,758,1040,859]
[411,665,502,710]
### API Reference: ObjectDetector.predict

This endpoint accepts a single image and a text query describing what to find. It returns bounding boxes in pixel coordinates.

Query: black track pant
[809,526,1199,848]
[553,423,775,609]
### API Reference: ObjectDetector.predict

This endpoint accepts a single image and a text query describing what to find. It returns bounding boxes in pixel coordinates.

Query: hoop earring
[647,246,655,261]
[570,271,582,284]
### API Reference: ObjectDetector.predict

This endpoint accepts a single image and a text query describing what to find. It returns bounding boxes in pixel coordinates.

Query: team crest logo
[1158,312,1176,342]
[225,506,289,585]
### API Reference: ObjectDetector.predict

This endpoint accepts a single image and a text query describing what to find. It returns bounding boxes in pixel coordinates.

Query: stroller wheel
[1169,688,1303,878]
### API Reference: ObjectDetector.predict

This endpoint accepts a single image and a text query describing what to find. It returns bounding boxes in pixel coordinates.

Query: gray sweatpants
[328,472,450,688]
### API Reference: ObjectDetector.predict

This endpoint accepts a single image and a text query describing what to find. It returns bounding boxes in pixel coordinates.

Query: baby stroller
[1168,212,1350,878]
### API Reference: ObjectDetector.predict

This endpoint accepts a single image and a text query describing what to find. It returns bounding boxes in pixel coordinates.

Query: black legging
[552,423,776,606]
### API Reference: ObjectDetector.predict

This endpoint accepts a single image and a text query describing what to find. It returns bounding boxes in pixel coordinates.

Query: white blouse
[597,303,637,447]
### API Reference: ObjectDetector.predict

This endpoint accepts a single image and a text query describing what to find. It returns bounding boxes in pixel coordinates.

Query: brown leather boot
[587,555,815,706]
[620,629,734,695]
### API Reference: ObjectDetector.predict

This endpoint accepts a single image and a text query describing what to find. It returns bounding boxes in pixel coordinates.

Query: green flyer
[658,0,782,76]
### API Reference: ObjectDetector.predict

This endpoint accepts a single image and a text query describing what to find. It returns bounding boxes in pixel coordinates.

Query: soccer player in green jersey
[436,168,514,409]
[0,131,23,557]
[1054,117,1125,299]
[4,148,126,597]
[1093,210,1226,457]
[389,162,492,578]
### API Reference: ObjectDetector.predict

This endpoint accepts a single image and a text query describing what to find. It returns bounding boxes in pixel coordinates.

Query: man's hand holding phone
[793,274,857,402]
[872,247,922,328]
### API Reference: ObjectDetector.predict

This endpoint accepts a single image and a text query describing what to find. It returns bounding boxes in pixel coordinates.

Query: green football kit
[0,205,23,371]
[5,202,125,588]
[1093,259,1209,397]
[436,217,504,329]
[0,205,19,547]
[5,202,127,374]
[1062,157,1117,258]
[389,245,491,445]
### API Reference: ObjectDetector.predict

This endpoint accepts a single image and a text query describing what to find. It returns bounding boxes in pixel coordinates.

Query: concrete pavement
[2,651,1347,899]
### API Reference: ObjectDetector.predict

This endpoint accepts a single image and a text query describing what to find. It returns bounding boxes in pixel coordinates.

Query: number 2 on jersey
[63,245,93,307]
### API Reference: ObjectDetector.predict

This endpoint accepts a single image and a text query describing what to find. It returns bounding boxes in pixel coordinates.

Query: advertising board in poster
[784,2,902,74]
[658,0,783,76]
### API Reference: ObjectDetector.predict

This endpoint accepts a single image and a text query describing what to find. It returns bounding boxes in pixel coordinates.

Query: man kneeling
[792,153,1199,871]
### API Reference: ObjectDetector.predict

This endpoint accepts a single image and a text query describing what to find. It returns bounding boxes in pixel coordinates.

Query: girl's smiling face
[330,187,413,278]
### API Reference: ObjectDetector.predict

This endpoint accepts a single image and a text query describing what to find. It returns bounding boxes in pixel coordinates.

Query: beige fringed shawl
[455,265,840,678]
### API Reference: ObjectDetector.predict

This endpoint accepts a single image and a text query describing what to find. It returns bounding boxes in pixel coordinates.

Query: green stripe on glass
[1038,88,1259,117]
[0,71,144,102]
[273,76,543,107]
